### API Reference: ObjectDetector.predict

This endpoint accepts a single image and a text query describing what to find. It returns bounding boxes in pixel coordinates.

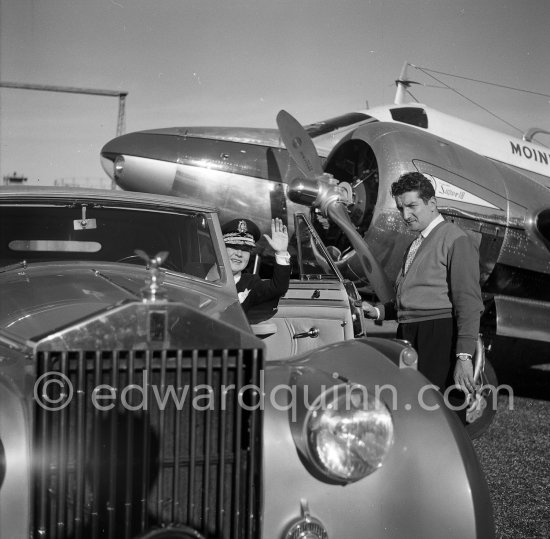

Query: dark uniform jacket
[236,263,291,313]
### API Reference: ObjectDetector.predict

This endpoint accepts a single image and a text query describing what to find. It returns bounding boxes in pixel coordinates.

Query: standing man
[363,172,484,395]
[222,217,291,313]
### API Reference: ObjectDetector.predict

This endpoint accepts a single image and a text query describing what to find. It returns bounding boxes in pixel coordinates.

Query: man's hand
[453,358,476,394]
[362,301,379,319]
[264,218,289,254]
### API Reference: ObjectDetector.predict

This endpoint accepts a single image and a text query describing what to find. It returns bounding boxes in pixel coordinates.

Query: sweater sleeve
[377,300,397,321]
[448,234,484,356]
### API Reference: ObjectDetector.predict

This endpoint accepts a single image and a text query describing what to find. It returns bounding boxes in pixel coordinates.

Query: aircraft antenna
[412,66,550,99]
[394,61,423,104]
[409,65,525,136]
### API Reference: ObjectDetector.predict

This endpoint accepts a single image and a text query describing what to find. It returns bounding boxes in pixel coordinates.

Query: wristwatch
[456,353,473,361]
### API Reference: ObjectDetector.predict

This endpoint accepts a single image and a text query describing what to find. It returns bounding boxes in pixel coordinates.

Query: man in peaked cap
[222,217,290,313]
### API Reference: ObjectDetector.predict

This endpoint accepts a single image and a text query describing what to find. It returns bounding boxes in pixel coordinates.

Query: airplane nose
[100,153,115,180]
[100,132,179,194]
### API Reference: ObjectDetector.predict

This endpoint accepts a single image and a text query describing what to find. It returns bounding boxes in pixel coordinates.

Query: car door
[248,213,365,360]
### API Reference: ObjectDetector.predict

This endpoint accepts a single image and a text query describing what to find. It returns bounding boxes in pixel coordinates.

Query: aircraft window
[305,113,376,138]
[390,107,428,128]
[0,205,221,280]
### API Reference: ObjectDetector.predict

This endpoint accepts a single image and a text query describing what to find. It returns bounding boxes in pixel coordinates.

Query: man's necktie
[404,235,423,274]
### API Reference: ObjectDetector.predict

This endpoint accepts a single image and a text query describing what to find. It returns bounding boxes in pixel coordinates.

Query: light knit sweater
[380,220,483,356]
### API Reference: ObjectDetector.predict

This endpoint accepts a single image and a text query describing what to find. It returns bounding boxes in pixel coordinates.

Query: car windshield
[293,213,341,280]
[0,203,222,280]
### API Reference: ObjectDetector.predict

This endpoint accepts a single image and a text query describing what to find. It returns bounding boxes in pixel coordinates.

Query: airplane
[100,64,550,352]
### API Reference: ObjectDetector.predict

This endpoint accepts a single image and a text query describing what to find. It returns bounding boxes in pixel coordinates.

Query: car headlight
[306,383,394,483]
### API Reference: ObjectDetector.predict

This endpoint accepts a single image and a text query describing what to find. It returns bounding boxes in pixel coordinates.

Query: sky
[1,0,549,185]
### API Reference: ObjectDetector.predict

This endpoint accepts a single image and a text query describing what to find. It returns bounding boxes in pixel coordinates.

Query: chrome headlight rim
[304,382,394,484]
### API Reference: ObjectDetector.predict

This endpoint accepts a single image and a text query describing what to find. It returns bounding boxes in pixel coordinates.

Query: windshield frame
[293,212,344,281]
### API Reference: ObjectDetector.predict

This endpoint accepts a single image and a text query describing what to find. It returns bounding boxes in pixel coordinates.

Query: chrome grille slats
[33,347,262,539]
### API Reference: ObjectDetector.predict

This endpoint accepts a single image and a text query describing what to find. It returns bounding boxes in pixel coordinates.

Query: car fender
[261,338,494,538]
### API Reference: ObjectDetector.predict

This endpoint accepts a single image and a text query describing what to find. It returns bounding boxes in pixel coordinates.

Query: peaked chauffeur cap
[222,218,261,252]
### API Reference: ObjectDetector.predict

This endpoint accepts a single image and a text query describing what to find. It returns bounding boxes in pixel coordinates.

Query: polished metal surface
[100,116,550,344]
[494,295,550,342]
[0,186,494,538]
[33,345,262,538]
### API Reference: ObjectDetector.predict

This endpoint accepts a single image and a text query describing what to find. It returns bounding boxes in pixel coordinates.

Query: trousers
[397,317,455,390]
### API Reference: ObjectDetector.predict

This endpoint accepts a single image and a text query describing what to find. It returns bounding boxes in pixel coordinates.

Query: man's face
[226,247,251,275]
[395,191,437,232]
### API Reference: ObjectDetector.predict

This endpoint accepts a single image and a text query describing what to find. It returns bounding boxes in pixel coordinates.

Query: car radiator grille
[32,348,263,539]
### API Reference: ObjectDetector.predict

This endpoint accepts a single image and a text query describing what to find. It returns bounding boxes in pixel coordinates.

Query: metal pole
[116,94,126,137]
[0,82,127,98]
[0,82,128,189]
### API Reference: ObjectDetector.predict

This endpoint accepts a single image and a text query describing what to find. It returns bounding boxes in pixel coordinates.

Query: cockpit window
[390,107,428,128]
[0,204,222,280]
[305,113,376,138]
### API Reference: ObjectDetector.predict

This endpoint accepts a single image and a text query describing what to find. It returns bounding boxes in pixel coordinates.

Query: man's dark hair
[390,172,435,203]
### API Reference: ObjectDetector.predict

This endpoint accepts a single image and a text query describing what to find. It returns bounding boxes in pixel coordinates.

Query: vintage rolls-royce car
[0,187,493,538]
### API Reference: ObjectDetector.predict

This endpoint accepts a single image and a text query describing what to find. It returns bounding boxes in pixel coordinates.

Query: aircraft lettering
[425,174,499,209]
[436,183,465,201]
[510,141,550,166]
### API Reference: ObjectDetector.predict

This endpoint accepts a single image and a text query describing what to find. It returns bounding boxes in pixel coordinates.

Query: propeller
[276,110,394,303]
[276,110,325,177]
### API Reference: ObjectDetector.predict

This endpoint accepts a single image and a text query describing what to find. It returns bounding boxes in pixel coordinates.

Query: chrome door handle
[293,327,320,339]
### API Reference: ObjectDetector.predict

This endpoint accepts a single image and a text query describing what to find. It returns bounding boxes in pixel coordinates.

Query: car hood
[0,261,247,342]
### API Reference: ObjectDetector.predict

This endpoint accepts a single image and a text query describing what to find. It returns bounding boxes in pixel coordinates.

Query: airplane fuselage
[100,109,550,343]
[362,103,550,188]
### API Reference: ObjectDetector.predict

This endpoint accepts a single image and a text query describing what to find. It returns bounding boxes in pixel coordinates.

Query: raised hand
[263,218,289,254]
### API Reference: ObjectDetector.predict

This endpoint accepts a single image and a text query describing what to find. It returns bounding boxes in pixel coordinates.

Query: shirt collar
[420,213,444,239]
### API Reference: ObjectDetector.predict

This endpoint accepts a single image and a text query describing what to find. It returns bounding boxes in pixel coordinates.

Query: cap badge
[237,220,248,234]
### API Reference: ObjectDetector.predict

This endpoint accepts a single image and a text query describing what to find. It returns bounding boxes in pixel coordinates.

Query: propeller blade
[278,109,393,303]
[276,110,324,177]
[327,204,394,303]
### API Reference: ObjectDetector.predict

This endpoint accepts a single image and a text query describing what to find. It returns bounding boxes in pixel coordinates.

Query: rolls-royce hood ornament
[136,249,169,302]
